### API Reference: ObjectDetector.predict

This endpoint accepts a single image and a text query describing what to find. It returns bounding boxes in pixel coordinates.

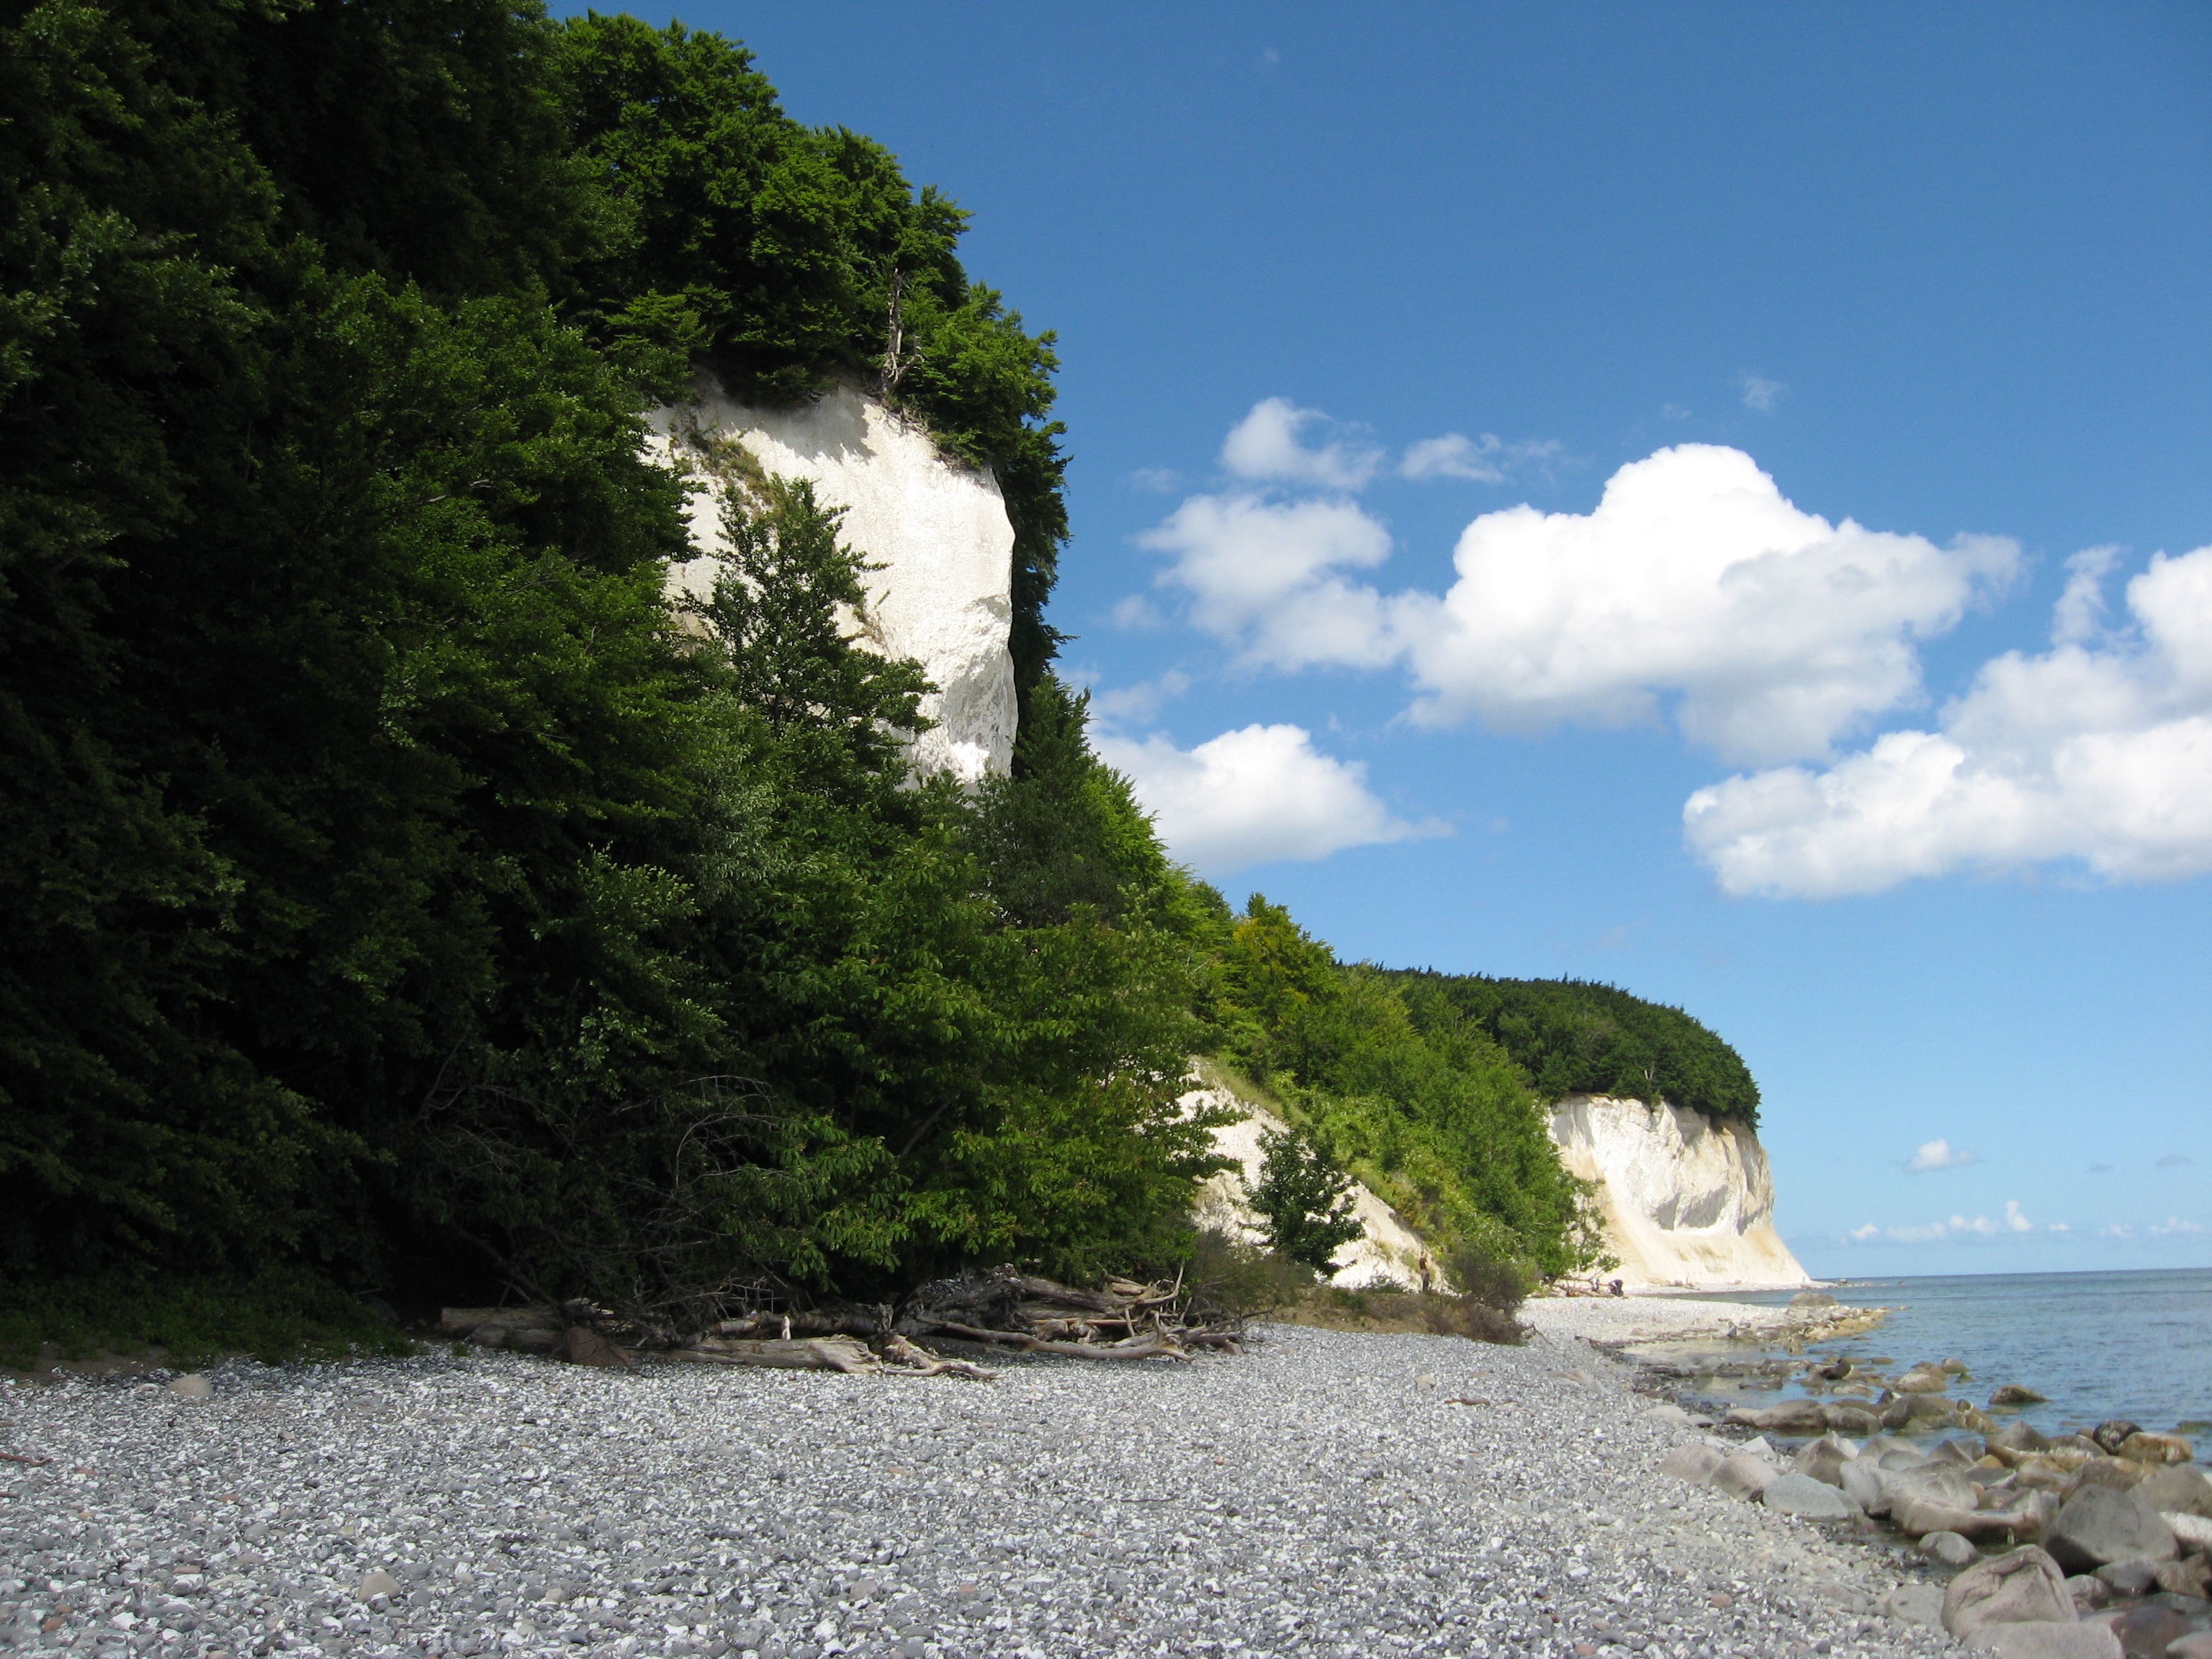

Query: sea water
[1682,1266,2212,1452]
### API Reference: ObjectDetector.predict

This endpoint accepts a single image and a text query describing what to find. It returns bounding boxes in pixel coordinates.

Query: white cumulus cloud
[1872,1201,2034,1244]
[1685,543,2212,896]
[1146,440,2015,765]
[1094,722,1446,876]
[1905,1138,1981,1173]
[1219,397,1382,491]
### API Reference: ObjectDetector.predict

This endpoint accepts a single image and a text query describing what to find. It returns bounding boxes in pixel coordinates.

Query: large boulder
[1897,1364,1954,1394]
[1763,1472,1861,1521]
[1726,1398,1828,1435]
[1823,1402,1883,1437]
[1796,1434,1858,1488]
[1889,1462,1983,1512]
[1941,1546,2077,1640]
[1842,1458,1889,1515]
[2116,1431,2193,1467]
[1711,1455,1780,1501]
[2045,1486,2178,1574]
[2133,1465,2212,1520]
[1963,1626,2121,1659]
[1658,1444,1728,1485]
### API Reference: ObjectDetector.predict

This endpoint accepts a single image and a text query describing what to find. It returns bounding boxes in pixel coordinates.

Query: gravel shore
[1,1315,1960,1659]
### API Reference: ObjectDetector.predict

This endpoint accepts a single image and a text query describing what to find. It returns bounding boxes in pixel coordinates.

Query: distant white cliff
[1547,1094,1811,1290]
[647,379,1019,782]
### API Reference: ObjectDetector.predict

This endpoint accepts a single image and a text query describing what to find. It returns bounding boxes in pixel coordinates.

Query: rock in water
[1941,1545,2077,1640]
[1991,1385,2049,1407]
[1920,1530,1979,1568]
[1762,1472,1861,1520]
[2046,1486,2178,1573]
[2090,1421,2140,1456]
[1790,1290,1839,1308]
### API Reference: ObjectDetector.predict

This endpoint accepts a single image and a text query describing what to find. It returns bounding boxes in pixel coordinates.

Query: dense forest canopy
[1,0,1758,1323]
[1379,973,1762,1126]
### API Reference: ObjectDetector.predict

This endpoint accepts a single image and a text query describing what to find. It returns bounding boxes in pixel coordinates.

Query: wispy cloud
[2151,1217,2206,1236]
[1739,372,1786,413]
[1905,1138,1981,1173]
[1128,466,1183,495]
[2157,1153,2194,1168]
[1399,431,1563,485]
[1849,1200,2036,1244]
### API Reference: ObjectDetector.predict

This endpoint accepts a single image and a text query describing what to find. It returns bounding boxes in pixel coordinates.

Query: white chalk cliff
[1547,1095,1810,1291]
[648,379,1019,781]
[1184,1078,1442,1291]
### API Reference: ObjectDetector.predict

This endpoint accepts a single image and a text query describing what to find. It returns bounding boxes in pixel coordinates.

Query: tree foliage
[1247,1127,1363,1272]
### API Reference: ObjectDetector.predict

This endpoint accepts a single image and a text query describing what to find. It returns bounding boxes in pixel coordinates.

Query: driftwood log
[433,1262,1239,1377]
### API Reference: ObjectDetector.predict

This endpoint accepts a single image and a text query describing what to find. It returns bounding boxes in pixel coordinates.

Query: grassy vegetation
[0,1272,416,1375]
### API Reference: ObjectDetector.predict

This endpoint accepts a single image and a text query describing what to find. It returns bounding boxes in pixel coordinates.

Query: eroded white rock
[1547,1094,1812,1291]
[649,379,1018,783]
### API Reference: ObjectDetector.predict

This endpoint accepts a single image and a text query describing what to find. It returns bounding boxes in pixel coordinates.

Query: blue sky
[625,3,2212,1277]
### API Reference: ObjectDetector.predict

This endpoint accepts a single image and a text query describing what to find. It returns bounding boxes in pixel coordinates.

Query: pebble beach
[0,1298,1966,1659]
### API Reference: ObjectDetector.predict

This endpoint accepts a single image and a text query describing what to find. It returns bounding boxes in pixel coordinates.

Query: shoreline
[1,1316,1963,1659]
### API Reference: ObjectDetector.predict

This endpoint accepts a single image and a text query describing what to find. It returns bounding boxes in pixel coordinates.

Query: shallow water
[1675,1266,2212,1452]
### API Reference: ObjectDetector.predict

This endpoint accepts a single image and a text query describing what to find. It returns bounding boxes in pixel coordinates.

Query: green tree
[1248,1127,1363,1272]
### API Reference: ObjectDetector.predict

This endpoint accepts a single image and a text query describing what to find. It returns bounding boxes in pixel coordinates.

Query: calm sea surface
[1671,1267,2212,1452]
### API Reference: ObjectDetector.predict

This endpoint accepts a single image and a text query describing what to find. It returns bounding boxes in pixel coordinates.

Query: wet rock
[1921,1531,1979,1568]
[1825,1402,1884,1436]
[1941,1359,1972,1377]
[1997,1421,2056,1455]
[1963,1625,2121,1659]
[2095,1424,2146,1457]
[1936,1438,1987,1466]
[1890,1462,1984,1512]
[1710,1454,1779,1501]
[2120,1434,2195,1467]
[1791,1292,1840,1308]
[2077,1458,2154,1495]
[1993,1386,2051,1408]
[1898,1365,1954,1395]
[2136,1467,2212,1521]
[1726,1398,1827,1435]
[1941,1545,2077,1640]
[1763,1472,1861,1520]
[2049,1488,2180,1574]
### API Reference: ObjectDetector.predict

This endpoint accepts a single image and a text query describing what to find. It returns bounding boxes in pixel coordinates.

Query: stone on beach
[1920,1529,1979,1568]
[1796,1432,1858,1488]
[1941,1545,2078,1640]
[166,1373,212,1398]
[1658,1443,1728,1485]
[1712,1452,1781,1501]
[1763,1472,1863,1521]
[2134,1467,2212,1521]
[2093,1560,2162,1598]
[1963,1624,2122,1659]
[1726,1398,1827,1434]
[2118,1432,2195,1467]
[2046,1486,2180,1573]
[1825,1402,1884,1436]
[2163,1511,2212,1550]
[1843,1457,1890,1514]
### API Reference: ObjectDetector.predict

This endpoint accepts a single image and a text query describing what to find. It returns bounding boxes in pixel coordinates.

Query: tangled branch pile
[437,1265,1243,1379]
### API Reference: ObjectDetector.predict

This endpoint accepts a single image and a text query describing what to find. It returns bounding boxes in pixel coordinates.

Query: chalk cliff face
[1184,1080,1440,1290]
[1548,1095,1810,1290]
[648,379,1019,781]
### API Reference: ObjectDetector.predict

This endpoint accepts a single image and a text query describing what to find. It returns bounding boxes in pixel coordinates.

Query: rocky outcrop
[1184,1076,1438,1290]
[648,379,1018,782]
[1548,1094,1810,1291]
